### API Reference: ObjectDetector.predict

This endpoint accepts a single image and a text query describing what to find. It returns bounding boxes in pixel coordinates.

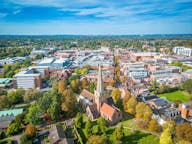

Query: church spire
[96,64,104,96]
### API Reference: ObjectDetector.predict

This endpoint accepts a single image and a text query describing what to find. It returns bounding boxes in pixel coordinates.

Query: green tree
[160,128,173,144]
[113,124,124,143]
[6,122,22,136]
[26,104,42,125]
[85,120,92,137]
[74,113,83,129]
[182,79,192,93]
[97,117,107,134]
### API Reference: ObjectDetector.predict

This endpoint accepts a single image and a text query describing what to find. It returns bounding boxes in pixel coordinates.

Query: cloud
[0,13,7,18]
[13,9,21,15]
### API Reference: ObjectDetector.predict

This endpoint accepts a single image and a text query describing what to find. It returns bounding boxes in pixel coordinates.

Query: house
[178,102,192,121]
[49,125,74,144]
[149,98,171,110]
[0,78,13,88]
[78,65,122,125]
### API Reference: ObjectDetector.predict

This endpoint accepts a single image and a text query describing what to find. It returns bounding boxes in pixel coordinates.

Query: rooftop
[0,108,23,118]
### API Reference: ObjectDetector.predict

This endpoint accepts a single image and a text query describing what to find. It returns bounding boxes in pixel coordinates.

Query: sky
[0,0,192,35]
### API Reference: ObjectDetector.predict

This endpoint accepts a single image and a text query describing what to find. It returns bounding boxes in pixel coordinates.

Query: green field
[159,91,192,102]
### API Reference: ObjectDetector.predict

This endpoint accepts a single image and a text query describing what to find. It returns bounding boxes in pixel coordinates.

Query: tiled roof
[80,89,95,101]
[88,104,99,119]
[100,103,116,118]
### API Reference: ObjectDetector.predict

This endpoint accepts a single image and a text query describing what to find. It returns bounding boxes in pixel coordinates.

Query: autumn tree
[86,135,107,144]
[175,122,192,142]
[126,97,137,115]
[25,124,36,138]
[111,88,121,105]
[61,89,77,117]
[163,120,176,134]
[70,79,81,93]
[148,119,161,133]
[58,80,67,94]
[81,78,88,89]
[122,90,132,110]
[160,128,173,144]
[136,102,152,122]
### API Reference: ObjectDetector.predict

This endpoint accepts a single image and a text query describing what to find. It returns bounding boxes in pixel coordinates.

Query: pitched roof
[100,103,116,118]
[80,89,94,101]
[87,104,99,119]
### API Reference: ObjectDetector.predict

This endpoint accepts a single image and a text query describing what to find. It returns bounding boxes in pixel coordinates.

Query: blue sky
[0,0,192,35]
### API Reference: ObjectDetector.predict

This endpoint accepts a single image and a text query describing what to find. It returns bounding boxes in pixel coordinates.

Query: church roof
[100,103,116,118]
[80,89,94,101]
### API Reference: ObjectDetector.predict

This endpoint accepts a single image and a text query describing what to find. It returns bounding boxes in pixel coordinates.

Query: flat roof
[39,58,55,64]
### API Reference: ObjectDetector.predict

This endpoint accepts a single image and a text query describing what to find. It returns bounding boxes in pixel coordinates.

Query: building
[38,58,69,69]
[13,68,42,89]
[49,125,74,144]
[172,47,192,57]
[31,48,49,55]
[0,78,13,88]
[0,57,29,66]
[78,65,122,125]
[178,102,192,121]
[0,108,23,129]
[149,98,171,110]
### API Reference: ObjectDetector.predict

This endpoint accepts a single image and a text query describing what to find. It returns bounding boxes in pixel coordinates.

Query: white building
[173,47,192,56]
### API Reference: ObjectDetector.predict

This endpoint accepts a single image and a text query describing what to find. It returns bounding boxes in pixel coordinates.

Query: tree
[111,88,121,105]
[160,128,173,144]
[113,124,124,143]
[122,90,132,110]
[85,120,92,137]
[6,122,22,136]
[0,95,11,109]
[148,119,161,133]
[25,124,36,138]
[163,120,176,134]
[8,89,24,104]
[86,135,107,144]
[176,140,192,144]
[81,78,88,89]
[26,104,42,125]
[88,82,95,94]
[97,117,107,134]
[20,133,29,144]
[24,89,41,102]
[61,89,77,117]
[58,80,67,94]
[126,97,137,115]
[182,79,192,93]
[70,79,81,93]
[136,102,152,122]
[74,113,83,129]
[175,122,192,142]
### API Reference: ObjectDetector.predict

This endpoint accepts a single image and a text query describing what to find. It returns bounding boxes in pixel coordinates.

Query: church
[77,65,122,125]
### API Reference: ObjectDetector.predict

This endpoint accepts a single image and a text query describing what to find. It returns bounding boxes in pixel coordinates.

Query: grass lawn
[159,91,192,102]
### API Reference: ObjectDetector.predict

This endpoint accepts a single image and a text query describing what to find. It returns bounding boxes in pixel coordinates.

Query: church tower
[94,64,105,112]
